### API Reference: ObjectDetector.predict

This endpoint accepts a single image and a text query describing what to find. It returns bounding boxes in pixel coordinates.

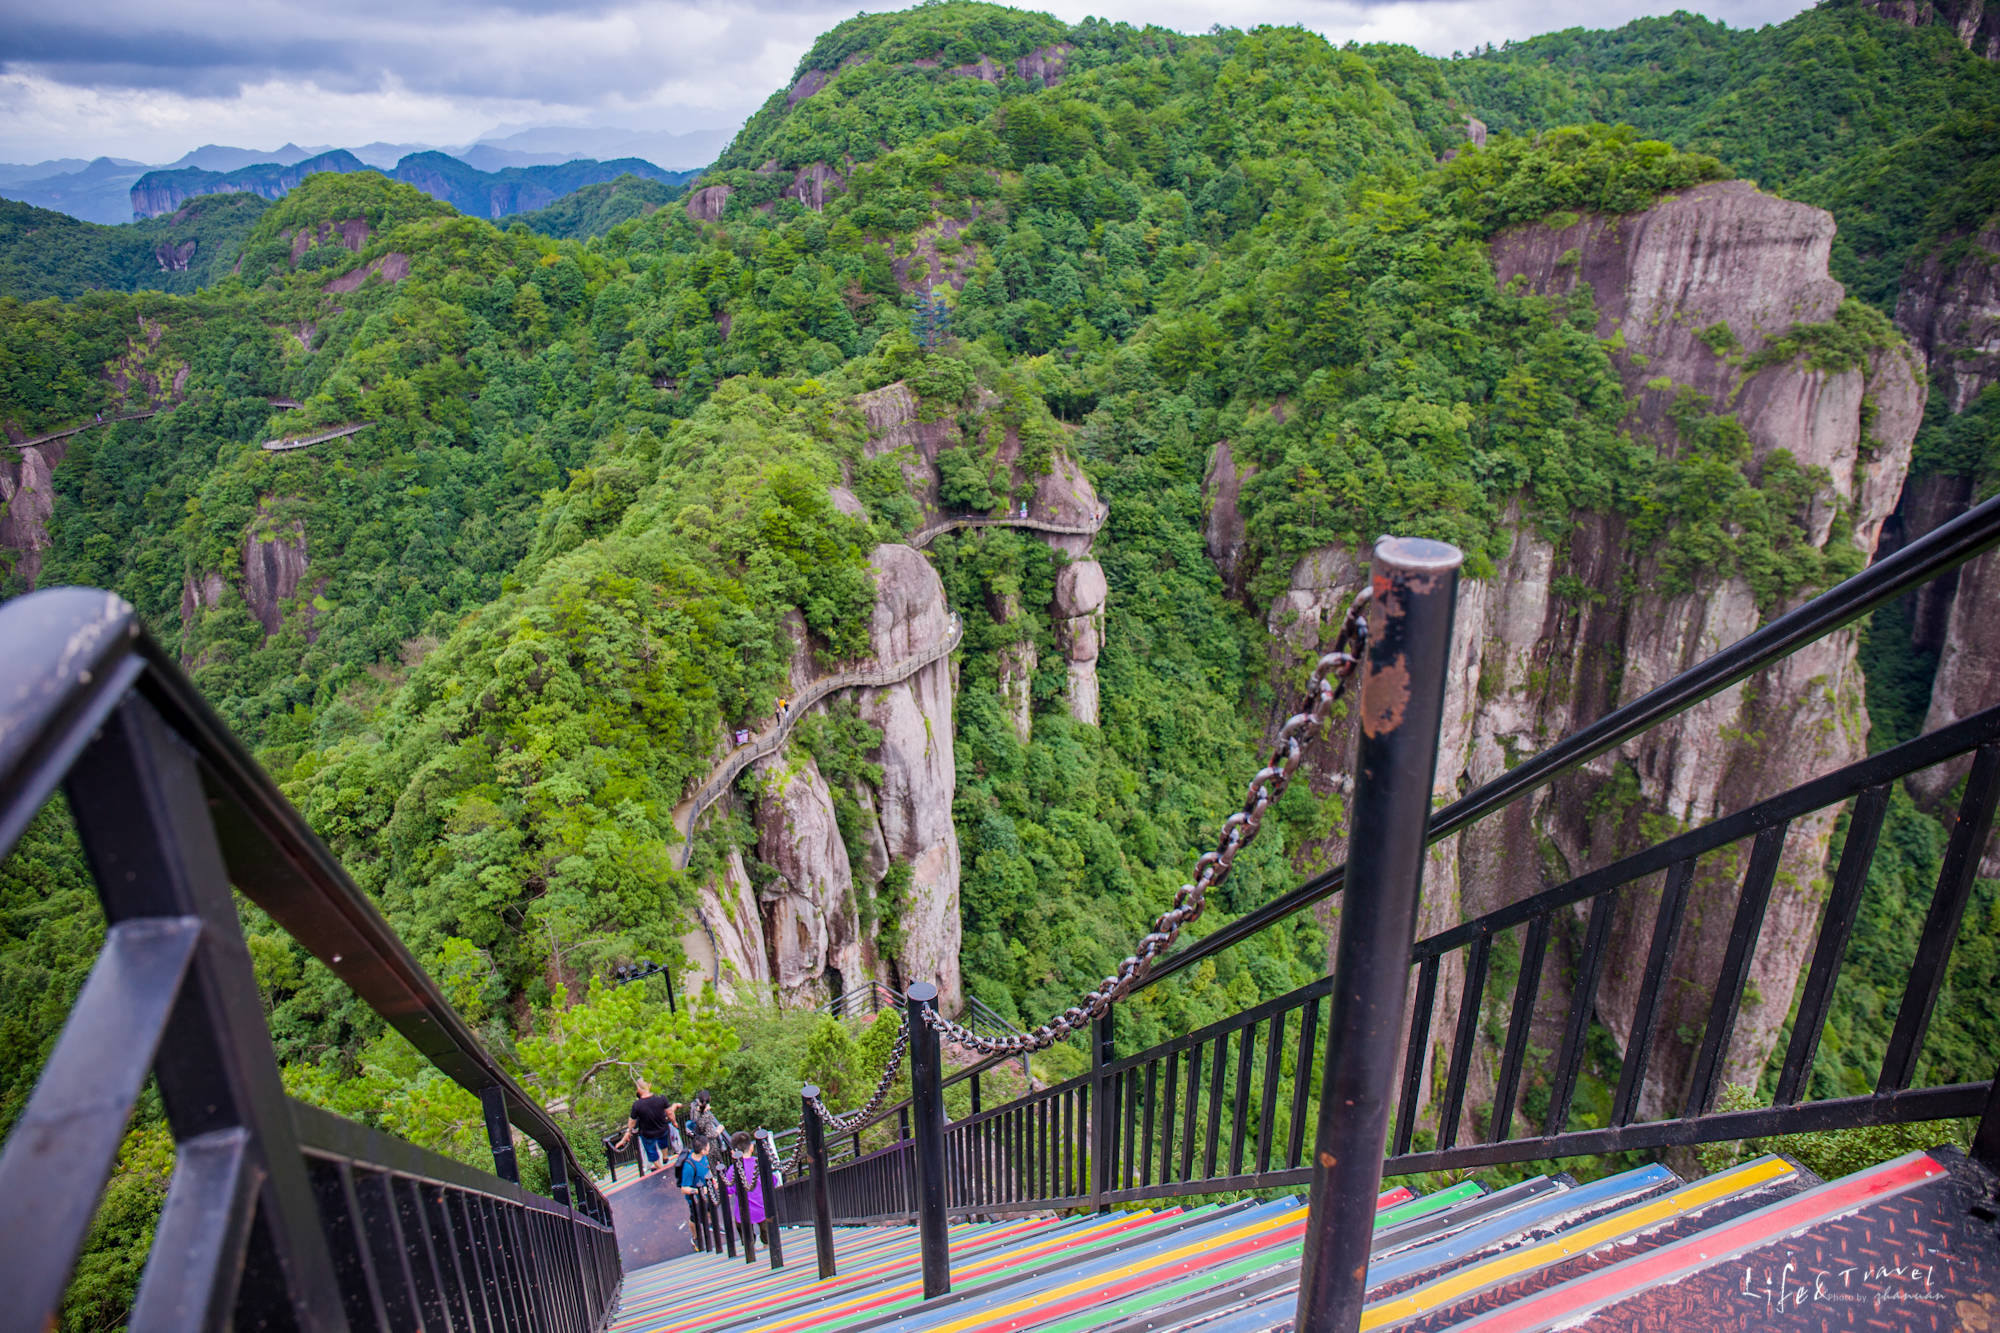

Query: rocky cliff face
[1227,180,1927,1127]
[1895,221,2000,415]
[1886,219,2000,849]
[855,544,964,1010]
[0,439,66,589]
[855,380,1107,727]
[1872,0,2000,57]
[753,750,868,1003]
[688,542,964,1010]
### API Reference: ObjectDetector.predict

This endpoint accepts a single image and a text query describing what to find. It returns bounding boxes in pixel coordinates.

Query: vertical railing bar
[1684,820,1790,1118]
[394,1177,456,1333]
[1180,1043,1201,1182]
[359,1168,425,1331]
[331,1160,394,1331]
[1257,1008,1287,1175]
[1295,535,1461,1333]
[1158,1049,1180,1184]
[430,1187,484,1333]
[1394,957,1439,1156]
[1140,1062,1159,1188]
[1879,745,2000,1093]
[1491,914,1551,1143]
[1202,1031,1228,1180]
[1229,1019,1257,1176]
[1776,784,1889,1106]
[1121,1067,1139,1193]
[1438,932,1490,1150]
[1287,996,1318,1169]
[1544,888,1618,1136]
[1091,1012,1114,1212]
[1611,857,1696,1127]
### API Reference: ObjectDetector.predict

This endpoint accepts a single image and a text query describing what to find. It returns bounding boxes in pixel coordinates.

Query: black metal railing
[754,497,2000,1332]
[0,587,620,1330]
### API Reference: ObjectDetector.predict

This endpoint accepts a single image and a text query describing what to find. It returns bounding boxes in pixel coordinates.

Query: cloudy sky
[0,0,1818,165]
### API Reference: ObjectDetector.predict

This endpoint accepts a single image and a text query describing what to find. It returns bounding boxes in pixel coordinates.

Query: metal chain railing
[772,1005,913,1175]
[807,1012,910,1134]
[917,588,1373,1056]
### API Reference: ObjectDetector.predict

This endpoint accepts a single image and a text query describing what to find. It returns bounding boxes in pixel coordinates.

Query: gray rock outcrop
[243,503,313,640]
[855,544,964,1010]
[685,185,733,223]
[681,848,774,999]
[1872,0,2000,57]
[1258,180,1927,1132]
[753,750,866,1004]
[1203,440,1254,601]
[1054,560,1108,726]
[0,438,65,589]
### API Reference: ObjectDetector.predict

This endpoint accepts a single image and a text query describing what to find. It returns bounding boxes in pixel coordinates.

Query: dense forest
[2,1,1996,1325]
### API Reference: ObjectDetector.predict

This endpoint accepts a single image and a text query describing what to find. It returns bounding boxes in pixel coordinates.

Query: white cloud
[0,0,1816,164]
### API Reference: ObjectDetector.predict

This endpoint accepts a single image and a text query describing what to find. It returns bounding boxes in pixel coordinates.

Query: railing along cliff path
[262,420,376,452]
[677,611,964,871]
[6,411,160,451]
[908,503,1108,549]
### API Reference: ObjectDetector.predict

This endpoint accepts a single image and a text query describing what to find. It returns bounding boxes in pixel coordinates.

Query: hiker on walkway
[613,1079,681,1175]
[776,696,791,721]
[675,1109,712,1225]
[720,1130,771,1244]
[689,1088,727,1145]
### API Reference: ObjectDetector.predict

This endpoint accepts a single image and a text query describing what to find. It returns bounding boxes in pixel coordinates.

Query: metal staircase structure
[4,494,1999,1329]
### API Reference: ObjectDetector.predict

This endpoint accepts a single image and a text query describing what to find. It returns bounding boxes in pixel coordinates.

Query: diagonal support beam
[131,1128,262,1332]
[0,916,200,1329]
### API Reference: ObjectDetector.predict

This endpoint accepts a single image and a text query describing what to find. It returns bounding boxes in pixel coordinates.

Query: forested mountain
[3,2,1996,1325]
[0,192,270,301]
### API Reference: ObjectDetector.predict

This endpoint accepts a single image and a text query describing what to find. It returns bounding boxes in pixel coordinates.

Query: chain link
[806,1010,910,1135]
[917,588,1373,1056]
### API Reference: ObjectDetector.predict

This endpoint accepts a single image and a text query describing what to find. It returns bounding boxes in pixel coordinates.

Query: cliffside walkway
[262,421,375,452]
[908,504,1108,549]
[676,611,963,871]
[6,410,160,451]
[5,399,302,453]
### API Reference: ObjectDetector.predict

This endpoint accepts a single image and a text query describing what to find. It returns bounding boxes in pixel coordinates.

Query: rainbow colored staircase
[609,1146,2000,1332]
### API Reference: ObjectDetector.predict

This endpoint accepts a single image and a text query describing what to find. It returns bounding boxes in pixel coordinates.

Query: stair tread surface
[618,1219,1052,1332]
[1443,1148,2000,1332]
[1361,1163,1687,1306]
[724,1207,1207,1333]
[830,1205,1276,1333]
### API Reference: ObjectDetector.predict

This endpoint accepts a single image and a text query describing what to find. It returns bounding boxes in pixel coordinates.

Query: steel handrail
[0,586,605,1215]
[1139,491,2000,990]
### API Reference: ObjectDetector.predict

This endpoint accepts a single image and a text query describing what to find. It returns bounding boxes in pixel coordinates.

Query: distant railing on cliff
[677,611,964,871]
[6,410,160,451]
[908,504,1108,549]
[262,420,375,452]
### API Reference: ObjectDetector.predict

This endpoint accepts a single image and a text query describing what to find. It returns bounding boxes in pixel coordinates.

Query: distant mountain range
[0,124,732,224]
[127,150,700,221]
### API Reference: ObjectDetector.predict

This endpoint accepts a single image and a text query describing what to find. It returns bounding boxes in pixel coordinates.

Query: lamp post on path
[613,958,678,1013]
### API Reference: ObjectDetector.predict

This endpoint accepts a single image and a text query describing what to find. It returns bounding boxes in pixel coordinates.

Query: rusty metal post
[1295,536,1462,1333]
[801,1086,837,1279]
[753,1130,785,1270]
[908,983,950,1298]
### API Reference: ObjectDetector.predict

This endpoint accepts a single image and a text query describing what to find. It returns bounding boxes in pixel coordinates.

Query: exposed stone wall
[856,544,964,1010]
[1230,181,1928,1128]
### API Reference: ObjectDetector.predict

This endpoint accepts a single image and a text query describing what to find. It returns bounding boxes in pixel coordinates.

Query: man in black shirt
[614,1079,681,1175]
